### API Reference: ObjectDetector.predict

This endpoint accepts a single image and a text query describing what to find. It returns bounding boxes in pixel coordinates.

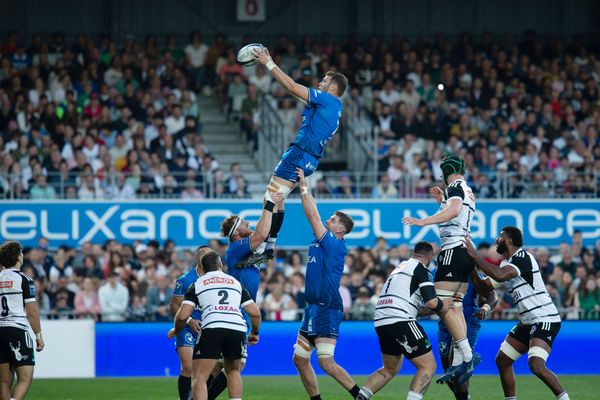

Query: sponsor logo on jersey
[307,256,317,263]
[203,276,234,285]
[377,298,393,306]
[210,305,240,313]
[0,281,13,289]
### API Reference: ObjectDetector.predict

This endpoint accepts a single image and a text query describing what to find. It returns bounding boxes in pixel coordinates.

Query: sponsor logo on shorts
[446,272,453,277]
[9,341,28,361]
[397,335,418,354]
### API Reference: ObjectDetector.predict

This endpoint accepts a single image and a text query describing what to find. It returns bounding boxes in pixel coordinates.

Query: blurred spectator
[262,278,297,321]
[146,275,173,322]
[98,271,129,322]
[74,277,100,320]
[351,286,375,320]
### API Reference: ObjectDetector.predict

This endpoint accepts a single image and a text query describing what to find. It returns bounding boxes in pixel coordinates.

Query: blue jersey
[305,229,347,311]
[173,268,202,320]
[293,88,342,158]
[225,236,262,301]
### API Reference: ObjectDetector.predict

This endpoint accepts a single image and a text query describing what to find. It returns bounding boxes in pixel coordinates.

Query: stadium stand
[1,31,599,322]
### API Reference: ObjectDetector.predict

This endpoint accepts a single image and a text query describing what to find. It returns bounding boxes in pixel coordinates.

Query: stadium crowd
[0,31,599,199]
[18,233,600,322]
[0,30,599,321]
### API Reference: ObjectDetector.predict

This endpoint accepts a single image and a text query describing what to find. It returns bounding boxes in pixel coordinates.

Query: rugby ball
[237,43,264,66]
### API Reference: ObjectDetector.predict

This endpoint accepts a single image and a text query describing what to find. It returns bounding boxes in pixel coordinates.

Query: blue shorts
[273,146,319,182]
[437,321,480,358]
[299,304,344,338]
[175,326,198,348]
[229,266,260,301]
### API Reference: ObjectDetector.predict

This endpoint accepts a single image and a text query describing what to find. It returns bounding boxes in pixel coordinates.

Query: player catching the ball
[242,46,347,264]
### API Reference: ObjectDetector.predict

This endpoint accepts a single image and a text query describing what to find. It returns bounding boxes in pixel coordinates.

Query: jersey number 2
[1,296,8,317]
[217,290,229,305]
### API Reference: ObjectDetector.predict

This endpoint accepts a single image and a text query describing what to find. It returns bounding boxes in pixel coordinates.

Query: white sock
[229,398,242,400]
[407,391,423,400]
[359,387,373,399]
[456,337,473,362]
[557,392,570,400]
[266,236,276,251]
[451,341,463,367]
[505,397,517,400]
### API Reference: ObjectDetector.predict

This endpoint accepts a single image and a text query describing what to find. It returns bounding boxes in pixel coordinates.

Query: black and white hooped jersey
[499,249,560,324]
[0,268,36,330]
[183,271,254,333]
[374,258,437,327]
[439,179,476,249]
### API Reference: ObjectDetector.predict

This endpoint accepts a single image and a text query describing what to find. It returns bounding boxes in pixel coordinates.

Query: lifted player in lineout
[464,227,570,400]
[243,46,347,265]
[403,154,480,383]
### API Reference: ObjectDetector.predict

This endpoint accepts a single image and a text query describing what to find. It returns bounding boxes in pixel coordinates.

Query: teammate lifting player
[293,168,360,400]
[403,154,480,383]
[464,227,570,400]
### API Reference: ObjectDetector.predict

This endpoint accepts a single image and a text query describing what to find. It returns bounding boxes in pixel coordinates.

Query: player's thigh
[177,346,194,371]
[221,330,247,362]
[381,353,404,374]
[192,359,219,381]
[293,331,315,360]
[0,363,11,387]
[437,324,453,359]
[13,365,33,384]
[529,322,561,350]
[435,247,475,287]
[314,336,337,359]
[223,357,242,374]
[409,349,436,372]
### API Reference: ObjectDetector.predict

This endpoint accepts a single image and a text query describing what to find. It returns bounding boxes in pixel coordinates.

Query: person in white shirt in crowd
[262,277,297,321]
[165,104,186,135]
[98,270,130,322]
[185,31,209,91]
[398,79,421,110]
[379,79,401,107]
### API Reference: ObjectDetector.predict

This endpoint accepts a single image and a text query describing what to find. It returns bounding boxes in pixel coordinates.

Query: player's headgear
[440,154,466,184]
[220,215,242,240]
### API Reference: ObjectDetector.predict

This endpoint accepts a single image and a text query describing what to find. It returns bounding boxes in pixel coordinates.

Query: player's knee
[293,353,310,368]
[317,355,336,374]
[528,357,546,375]
[181,361,193,377]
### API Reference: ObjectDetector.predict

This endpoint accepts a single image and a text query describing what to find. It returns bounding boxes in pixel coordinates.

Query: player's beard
[496,240,507,255]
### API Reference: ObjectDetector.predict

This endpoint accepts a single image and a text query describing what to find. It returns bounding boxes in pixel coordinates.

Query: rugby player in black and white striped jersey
[464,227,570,400]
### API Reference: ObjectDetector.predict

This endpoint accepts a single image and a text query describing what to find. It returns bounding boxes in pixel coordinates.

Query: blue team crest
[28,283,36,296]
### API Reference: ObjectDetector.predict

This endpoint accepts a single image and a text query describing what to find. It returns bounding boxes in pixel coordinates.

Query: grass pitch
[28,375,599,399]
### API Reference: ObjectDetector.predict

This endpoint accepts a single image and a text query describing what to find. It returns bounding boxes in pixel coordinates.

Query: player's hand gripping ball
[237,43,264,66]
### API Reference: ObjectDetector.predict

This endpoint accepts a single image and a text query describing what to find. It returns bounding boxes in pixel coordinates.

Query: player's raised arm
[296,168,327,239]
[253,47,309,103]
[402,197,461,226]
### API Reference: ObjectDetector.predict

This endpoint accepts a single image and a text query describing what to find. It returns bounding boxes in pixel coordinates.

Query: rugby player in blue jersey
[204,191,283,399]
[293,168,360,400]
[169,245,212,400]
[437,270,497,400]
[243,47,347,265]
